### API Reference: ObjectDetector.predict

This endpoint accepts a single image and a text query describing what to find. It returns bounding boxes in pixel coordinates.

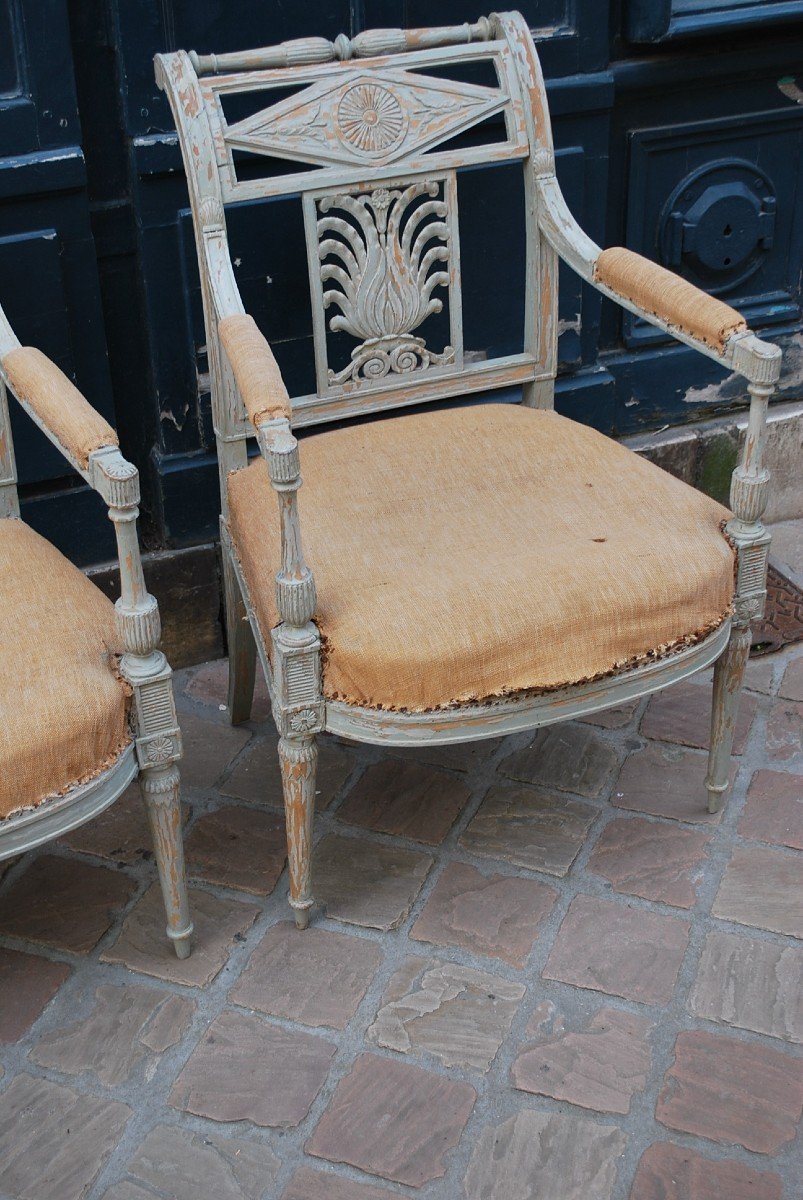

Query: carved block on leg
[140,764,193,958]
[278,736,317,929]
[705,624,752,814]
[222,546,257,725]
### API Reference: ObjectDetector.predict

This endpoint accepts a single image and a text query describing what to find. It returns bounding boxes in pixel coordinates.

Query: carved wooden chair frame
[0,305,193,959]
[157,11,781,929]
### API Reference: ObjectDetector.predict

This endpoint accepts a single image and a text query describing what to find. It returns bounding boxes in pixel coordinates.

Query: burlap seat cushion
[0,520,130,819]
[228,404,734,712]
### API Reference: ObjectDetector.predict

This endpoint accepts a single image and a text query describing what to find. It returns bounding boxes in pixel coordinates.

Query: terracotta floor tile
[0,948,70,1043]
[306,1052,476,1187]
[231,920,382,1028]
[177,712,251,790]
[612,743,729,824]
[641,680,756,752]
[60,784,153,864]
[500,723,619,798]
[586,816,711,908]
[109,1124,279,1200]
[629,1141,783,1200]
[221,734,354,810]
[778,654,803,702]
[765,698,803,762]
[313,834,432,930]
[170,1009,335,1128]
[688,930,802,1043]
[712,845,802,937]
[338,759,470,845]
[0,855,136,954]
[398,737,503,773]
[409,860,557,966]
[460,784,597,876]
[184,804,286,894]
[739,769,803,849]
[579,700,640,729]
[281,1167,397,1200]
[181,656,272,721]
[543,894,690,1005]
[656,1029,803,1153]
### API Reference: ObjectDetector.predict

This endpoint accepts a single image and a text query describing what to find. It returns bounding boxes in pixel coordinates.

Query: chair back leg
[278,735,317,928]
[140,763,193,957]
[705,624,752,813]
[222,544,257,725]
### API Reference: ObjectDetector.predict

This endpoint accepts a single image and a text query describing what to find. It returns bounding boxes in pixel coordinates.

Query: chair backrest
[156,11,557,457]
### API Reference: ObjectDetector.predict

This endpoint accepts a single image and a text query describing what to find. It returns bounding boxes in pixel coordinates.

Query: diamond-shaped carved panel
[224,68,506,168]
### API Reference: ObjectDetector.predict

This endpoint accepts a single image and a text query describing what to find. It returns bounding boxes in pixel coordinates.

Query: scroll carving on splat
[307,175,462,393]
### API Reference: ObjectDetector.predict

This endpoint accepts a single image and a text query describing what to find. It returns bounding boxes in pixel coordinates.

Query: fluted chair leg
[279,735,317,929]
[141,763,193,958]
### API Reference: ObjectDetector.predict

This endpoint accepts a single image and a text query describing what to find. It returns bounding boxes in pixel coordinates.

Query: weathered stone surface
[460,784,597,876]
[30,984,194,1085]
[712,846,802,938]
[743,654,778,695]
[463,1109,627,1200]
[612,743,729,823]
[580,700,639,729]
[281,1167,397,1200]
[177,711,251,790]
[184,804,286,894]
[338,759,470,845]
[102,883,259,986]
[586,816,711,908]
[170,1009,335,1128]
[629,1142,783,1200]
[61,784,161,864]
[221,733,354,810]
[641,680,756,752]
[313,834,432,930]
[765,698,803,762]
[231,920,382,1028]
[739,769,803,849]
[409,861,556,966]
[500,724,618,798]
[544,894,690,1005]
[0,1074,130,1200]
[0,948,70,1043]
[656,1029,803,1153]
[367,958,524,1072]
[779,653,803,702]
[511,1007,652,1114]
[689,930,803,1042]
[403,737,502,772]
[110,1123,280,1200]
[306,1052,476,1187]
[182,656,271,721]
[0,855,136,953]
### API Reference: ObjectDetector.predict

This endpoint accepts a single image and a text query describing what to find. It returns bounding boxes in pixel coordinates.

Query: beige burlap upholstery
[227,404,734,712]
[219,314,292,427]
[2,347,118,469]
[594,248,747,352]
[0,520,131,819]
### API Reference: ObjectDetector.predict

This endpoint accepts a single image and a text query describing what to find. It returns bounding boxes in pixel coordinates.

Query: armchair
[0,304,192,959]
[157,11,780,929]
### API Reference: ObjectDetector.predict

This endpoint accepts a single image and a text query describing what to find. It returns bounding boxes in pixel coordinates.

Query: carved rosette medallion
[336,83,407,156]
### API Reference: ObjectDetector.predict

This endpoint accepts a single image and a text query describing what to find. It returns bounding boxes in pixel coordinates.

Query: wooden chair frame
[0,305,193,959]
[156,11,781,929]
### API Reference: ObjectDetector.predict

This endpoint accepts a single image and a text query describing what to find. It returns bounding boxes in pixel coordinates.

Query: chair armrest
[1,346,118,474]
[219,314,291,428]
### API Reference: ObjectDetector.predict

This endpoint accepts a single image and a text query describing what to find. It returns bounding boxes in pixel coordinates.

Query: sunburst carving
[337,83,407,156]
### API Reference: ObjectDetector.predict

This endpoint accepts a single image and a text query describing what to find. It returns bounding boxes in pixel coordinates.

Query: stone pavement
[0,645,801,1200]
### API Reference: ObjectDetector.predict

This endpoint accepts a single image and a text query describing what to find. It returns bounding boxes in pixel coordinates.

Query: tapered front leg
[141,764,193,957]
[705,624,752,814]
[279,735,317,928]
[222,545,257,726]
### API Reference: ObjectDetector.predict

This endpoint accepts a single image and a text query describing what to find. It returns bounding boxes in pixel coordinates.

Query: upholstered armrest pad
[219,314,291,427]
[2,346,118,469]
[593,247,747,352]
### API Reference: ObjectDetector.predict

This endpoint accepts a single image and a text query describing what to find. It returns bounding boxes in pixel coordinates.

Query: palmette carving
[317,181,454,384]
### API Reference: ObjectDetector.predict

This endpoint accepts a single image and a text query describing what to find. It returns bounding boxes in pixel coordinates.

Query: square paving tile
[313,834,433,930]
[231,920,382,1028]
[409,861,557,966]
[586,816,711,908]
[184,804,286,894]
[306,1051,476,1187]
[641,681,756,752]
[0,855,136,954]
[500,723,619,798]
[765,699,803,762]
[612,744,729,824]
[459,784,597,876]
[0,1074,131,1200]
[511,1006,653,1115]
[739,769,803,849]
[180,656,272,722]
[169,1009,336,1128]
[543,894,690,1005]
[101,883,259,986]
[30,983,195,1086]
[281,1167,397,1200]
[337,759,470,845]
[778,654,803,702]
[463,1109,627,1200]
[629,1142,783,1200]
[656,1029,803,1153]
[688,930,802,1043]
[60,784,160,864]
[579,700,640,729]
[108,1122,280,1200]
[177,712,251,790]
[221,734,354,810]
[712,845,802,938]
[367,957,524,1072]
[400,737,503,773]
[0,948,70,1043]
